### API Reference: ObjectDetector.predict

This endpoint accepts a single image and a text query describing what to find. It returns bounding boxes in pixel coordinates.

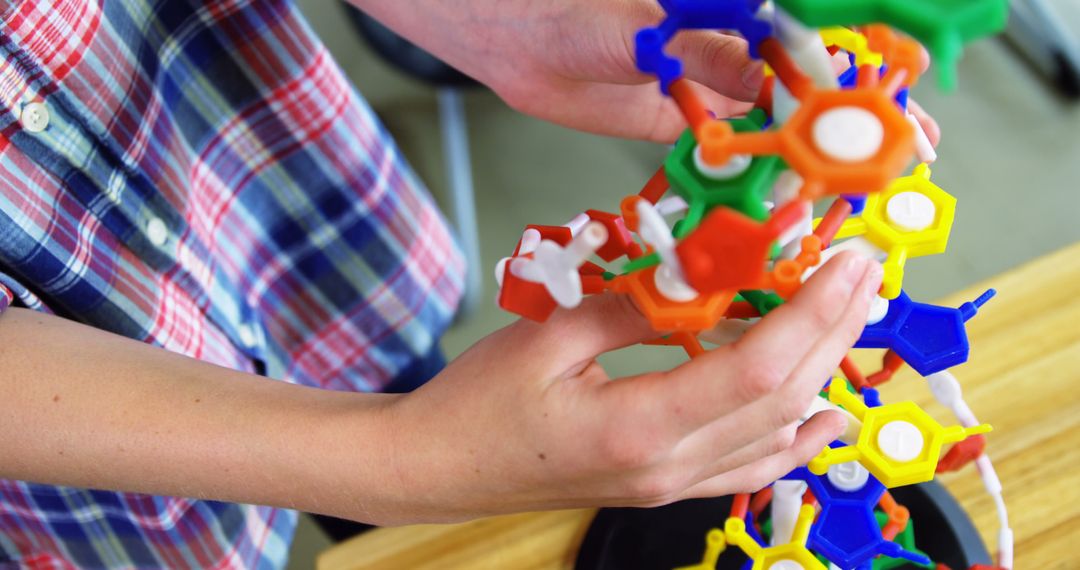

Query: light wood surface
[319,243,1080,570]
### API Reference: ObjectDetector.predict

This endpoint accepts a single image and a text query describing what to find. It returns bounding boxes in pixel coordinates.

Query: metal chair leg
[1006,0,1080,98]
[438,87,483,318]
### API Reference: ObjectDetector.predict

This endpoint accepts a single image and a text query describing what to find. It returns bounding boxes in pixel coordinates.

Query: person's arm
[0,306,406,522]
[346,0,940,144]
[1,253,881,525]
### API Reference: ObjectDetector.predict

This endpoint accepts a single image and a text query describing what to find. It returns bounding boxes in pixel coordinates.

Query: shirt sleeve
[0,281,11,314]
[0,271,51,315]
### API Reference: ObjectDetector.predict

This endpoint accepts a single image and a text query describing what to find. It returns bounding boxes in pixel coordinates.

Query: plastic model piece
[824,164,955,298]
[773,0,1009,89]
[855,289,996,376]
[783,466,930,568]
[711,504,827,570]
[636,0,773,92]
[807,384,992,488]
[494,2,1012,568]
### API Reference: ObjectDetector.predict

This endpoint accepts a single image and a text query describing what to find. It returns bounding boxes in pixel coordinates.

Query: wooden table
[319,244,1080,570]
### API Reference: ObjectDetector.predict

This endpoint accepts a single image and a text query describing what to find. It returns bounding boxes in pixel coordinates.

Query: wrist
[288,390,407,524]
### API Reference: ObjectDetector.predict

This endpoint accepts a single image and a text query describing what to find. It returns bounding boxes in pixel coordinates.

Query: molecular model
[494,1,1012,569]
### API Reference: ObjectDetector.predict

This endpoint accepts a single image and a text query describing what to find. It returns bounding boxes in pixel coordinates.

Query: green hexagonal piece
[664,116,785,234]
[774,0,1008,89]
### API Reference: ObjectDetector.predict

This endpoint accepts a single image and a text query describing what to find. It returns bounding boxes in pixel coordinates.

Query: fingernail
[832,415,849,439]
[844,255,869,288]
[741,61,764,92]
[864,262,884,300]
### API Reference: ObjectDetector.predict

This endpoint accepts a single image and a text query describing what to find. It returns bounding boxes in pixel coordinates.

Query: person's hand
[350,0,761,141]
[350,0,939,144]
[372,252,883,524]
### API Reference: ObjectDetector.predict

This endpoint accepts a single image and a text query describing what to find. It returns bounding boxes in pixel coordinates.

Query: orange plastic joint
[669,78,711,132]
[749,487,774,518]
[639,165,670,204]
[814,198,854,248]
[730,493,751,520]
[866,350,906,386]
[840,356,869,391]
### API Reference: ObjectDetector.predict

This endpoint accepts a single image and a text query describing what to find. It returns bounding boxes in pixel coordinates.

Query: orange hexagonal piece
[611,266,735,332]
[779,87,915,200]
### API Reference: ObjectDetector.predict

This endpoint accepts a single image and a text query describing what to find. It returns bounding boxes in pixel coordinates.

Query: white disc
[866,295,889,325]
[769,560,806,570]
[693,146,753,180]
[827,461,871,492]
[654,264,699,302]
[811,106,885,162]
[885,191,937,232]
[876,420,925,463]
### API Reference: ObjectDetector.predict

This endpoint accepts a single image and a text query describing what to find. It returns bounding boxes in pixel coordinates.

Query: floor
[289,1,1080,568]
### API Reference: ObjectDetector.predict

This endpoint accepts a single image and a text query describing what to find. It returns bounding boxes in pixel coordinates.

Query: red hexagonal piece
[586,210,635,262]
[675,201,808,294]
[498,265,559,323]
[513,225,572,256]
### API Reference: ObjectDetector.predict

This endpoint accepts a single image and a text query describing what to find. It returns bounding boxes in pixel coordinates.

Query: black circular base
[575,481,991,570]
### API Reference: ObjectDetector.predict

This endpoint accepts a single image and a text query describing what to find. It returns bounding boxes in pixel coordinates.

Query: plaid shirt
[0,0,463,567]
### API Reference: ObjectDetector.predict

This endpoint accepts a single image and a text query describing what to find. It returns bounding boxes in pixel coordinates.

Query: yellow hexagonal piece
[724,506,826,570]
[675,528,726,570]
[808,381,991,487]
[829,164,957,298]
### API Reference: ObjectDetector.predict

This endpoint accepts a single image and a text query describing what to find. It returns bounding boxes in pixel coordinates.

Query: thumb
[532,293,660,366]
[669,31,764,102]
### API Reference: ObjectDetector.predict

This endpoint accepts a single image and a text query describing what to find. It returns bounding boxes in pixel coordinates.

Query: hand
[352,0,940,145]
[376,252,883,524]
[350,0,762,141]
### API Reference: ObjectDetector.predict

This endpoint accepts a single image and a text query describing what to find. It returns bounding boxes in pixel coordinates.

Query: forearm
[0,308,404,524]
[345,0,635,96]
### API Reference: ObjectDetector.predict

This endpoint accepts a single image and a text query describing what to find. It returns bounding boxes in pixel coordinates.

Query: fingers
[669,31,764,102]
[734,252,872,369]
[698,318,757,346]
[517,293,660,372]
[676,411,845,500]
[516,79,748,142]
[652,253,873,428]
[783,267,880,387]
[734,259,882,435]
[907,99,941,147]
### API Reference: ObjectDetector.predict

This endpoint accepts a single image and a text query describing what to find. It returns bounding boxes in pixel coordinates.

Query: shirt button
[146,217,169,247]
[20,102,49,132]
[237,325,257,347]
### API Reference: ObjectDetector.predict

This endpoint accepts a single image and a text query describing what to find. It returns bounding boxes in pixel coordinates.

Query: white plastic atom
[512,222,608,308]
[826,460,871,492]
[876,420,925,463]
[654,263,699,302]
[866,295,890,325]
[693,147,753,180]
[885,191,936,232]
[811,106,885,162]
